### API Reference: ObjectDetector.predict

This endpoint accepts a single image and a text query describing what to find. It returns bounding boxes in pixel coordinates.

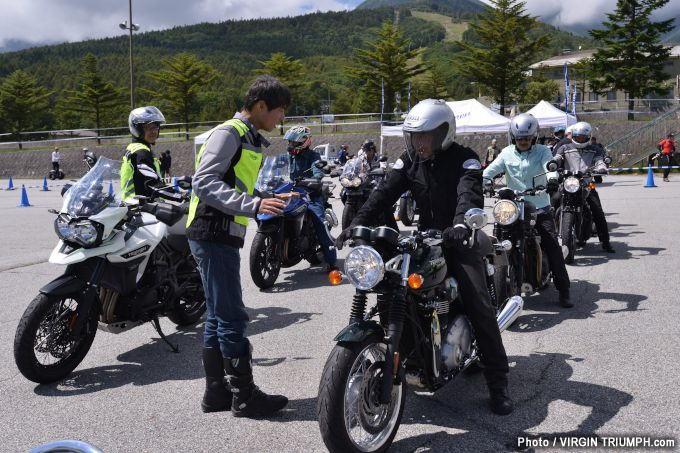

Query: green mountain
[357,0,486,18]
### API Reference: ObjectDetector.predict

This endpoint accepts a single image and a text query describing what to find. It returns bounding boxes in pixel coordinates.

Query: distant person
[51,147,60,173]
[657,133,676,182]
[164,150,172,177]
[337,144,348,165]
[484,138,499,168]
[552,125,574,156]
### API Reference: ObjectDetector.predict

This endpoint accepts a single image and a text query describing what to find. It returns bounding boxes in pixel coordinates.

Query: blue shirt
[281,149,324,180]
[482,144,557,209]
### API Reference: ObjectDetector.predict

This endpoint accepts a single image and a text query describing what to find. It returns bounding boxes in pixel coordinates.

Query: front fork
[380,253,411,404]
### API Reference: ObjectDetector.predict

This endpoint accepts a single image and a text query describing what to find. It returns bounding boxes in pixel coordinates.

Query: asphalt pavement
[0,175,678,452]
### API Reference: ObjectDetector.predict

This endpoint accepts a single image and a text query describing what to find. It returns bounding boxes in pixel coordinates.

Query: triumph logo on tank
[121,245,150,259]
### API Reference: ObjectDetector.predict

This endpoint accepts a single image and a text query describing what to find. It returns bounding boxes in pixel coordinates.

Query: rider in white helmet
[553,121,614,253]
[337,99,515,416]
[483,113,572,307]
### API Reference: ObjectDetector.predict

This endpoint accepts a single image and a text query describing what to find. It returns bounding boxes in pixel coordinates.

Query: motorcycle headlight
[351,177,363,187]
[563,176,580,193]
[492,200,519,225]
[344,245,385,290]
[340,177,352,188]
[54,215,103,248]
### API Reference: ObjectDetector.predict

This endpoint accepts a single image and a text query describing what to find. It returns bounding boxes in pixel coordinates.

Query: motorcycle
[13,157,205,384]
[317,209,522,453]
[485,178,551,299]
[396,190,417,227]
[554,169,598,264]
[339,157,389,230]
[249,155,338,289]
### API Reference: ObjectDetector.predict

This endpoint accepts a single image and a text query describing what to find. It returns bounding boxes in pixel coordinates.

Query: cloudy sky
[0,0,679,51]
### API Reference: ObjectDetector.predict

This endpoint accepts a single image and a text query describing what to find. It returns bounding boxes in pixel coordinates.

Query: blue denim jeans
[188,239,249,358]
[307,198,337,266]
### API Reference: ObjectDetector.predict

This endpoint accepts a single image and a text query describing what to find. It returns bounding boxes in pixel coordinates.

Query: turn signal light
[407,273,424,289]
[589,182,596,190]
[328,270,343,285]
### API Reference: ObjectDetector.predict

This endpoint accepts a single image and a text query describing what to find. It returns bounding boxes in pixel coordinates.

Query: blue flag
[564,63,570,112]
[571,80,577,116]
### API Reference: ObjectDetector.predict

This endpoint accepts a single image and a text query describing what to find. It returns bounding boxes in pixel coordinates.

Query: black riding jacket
[352,143,484,231]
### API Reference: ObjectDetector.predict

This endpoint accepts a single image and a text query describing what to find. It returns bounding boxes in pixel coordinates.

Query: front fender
[333,320,384,343]
[39,274,87,296]
[257,218,282,233]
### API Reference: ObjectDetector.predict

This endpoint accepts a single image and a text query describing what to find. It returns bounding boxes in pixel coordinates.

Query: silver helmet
[509,113,539,145]
[403,99,456,157]
[570,121,592,149]
[128,106,166,138]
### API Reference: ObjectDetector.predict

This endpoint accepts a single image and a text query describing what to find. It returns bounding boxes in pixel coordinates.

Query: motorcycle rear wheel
[14,293,98,383]
[317,336,405,453]
[249,232,281,289]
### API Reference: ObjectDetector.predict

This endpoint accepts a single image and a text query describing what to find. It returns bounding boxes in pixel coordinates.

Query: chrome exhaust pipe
[497,295,524,333]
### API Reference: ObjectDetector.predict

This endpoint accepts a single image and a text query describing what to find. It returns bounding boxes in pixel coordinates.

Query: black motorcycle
[317,209,522,453]
[14,157,205,384]
[339,157,389,230]
[249,157,338,289]
[554,170,597,264]
[485,181,551,299]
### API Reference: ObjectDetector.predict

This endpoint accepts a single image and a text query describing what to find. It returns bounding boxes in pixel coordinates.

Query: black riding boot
[488,382,514,415]
[201,347,232,413]
[224,349,288,417]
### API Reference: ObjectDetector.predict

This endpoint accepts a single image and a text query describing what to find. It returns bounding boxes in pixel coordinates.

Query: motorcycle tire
[342,203,359,231]
[560,211,576,264]
[249,232,281,289]
[580,209,593,245]
[493,265,517,306]
[49,173,56,180]
[397,197,415,227]
[317,335,406,453]
[167,290,206,326]
[58,172,65,180]
[14,293,98,384]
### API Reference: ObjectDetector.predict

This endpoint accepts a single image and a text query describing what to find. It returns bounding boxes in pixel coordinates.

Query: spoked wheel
[14,293,98,383]
[318,336,405,453]
[560,212,576,264]
[249,232,281,289]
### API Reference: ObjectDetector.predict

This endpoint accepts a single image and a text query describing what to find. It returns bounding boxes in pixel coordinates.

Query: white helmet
[509,113,539,145]
[570,121,592,149]
[565,124,575,136]
[128,106,166,138]
[403,99,456,156]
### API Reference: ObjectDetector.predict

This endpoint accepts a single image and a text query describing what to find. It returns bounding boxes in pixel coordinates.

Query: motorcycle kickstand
[151,315,179,353]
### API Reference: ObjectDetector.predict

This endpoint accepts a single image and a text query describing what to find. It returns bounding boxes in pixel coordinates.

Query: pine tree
[346,20,426,116]
[255,52,308,115]
[454,0,550,114]
[0,70,52,147]
[146,53,217,138]
[588,0,674,120]
[60,53,124,143]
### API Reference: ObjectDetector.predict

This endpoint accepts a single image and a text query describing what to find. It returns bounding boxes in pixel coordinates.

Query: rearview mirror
[315,160,328,169]
[175,176,192,190]
[546,160,558,172]
[379,155,388,162]
[464,208,487,230]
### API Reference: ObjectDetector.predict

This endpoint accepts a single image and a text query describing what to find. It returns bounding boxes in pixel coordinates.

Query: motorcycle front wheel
[249,232,281,289]
[560,211,577,264]
[342,203,359,231]
[397,197,415,226]
[14,293,98,383]
[317,336,405,453]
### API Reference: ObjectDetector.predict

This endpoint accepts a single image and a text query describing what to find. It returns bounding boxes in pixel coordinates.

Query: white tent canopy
[525,100,577,129]
[381,98,511,137]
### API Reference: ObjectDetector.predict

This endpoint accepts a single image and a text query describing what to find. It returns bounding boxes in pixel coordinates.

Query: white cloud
[0,0,358,48]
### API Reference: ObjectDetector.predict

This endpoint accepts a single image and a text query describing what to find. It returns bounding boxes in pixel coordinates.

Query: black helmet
[361,139,376,152]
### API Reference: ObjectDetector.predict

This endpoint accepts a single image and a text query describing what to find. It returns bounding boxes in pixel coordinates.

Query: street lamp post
[119,0,139,109]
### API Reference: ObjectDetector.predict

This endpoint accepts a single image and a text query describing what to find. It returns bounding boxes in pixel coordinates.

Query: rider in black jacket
[336,99,513,415]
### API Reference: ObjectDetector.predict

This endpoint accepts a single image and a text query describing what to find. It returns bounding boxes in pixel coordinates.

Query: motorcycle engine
[441,314,472,370]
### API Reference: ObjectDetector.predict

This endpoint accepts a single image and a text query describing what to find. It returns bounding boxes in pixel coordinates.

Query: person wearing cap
[657,133,676,182]
[336,99,514,416]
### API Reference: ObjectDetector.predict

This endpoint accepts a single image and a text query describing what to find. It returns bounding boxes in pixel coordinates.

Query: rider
[120,106,165,202]
[553,121,615,253]
[483,114,572,307]
[358,139,400,231]
[336,99,514,415]
[338,144,349,165]
[283,125,338,271]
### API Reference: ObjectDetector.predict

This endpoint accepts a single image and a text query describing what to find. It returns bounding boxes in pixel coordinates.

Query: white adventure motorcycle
[14,157,205,383]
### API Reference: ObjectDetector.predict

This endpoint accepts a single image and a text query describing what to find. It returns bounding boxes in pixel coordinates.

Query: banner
[571,80,577,116]
[407,81,411,112]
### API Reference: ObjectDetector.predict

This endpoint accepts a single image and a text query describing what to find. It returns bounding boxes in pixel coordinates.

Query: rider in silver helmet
[337,99,515,415]
[483,113,572,306]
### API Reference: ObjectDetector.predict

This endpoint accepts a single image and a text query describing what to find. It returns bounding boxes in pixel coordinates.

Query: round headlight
[340,177,352,188]
[563,176,580,193]
[344,245,385,290]
[53,216,102,247]
[492,200,519,225]
[351,177,363,187]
